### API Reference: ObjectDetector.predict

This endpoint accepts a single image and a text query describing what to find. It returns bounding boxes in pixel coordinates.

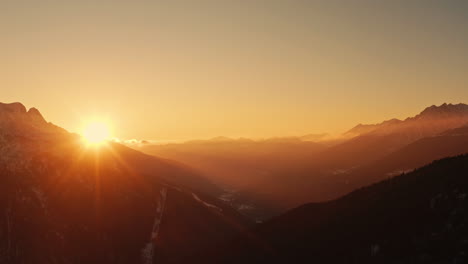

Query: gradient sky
[2,0,468,140]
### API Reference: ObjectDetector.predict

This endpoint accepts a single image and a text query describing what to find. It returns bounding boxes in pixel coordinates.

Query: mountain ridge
[343,103,468,138]
[0,101,251,264]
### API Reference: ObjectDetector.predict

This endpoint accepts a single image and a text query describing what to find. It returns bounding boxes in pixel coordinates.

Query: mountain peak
[344,123,379,136]
[0,102,47,123]
[0,101,62,138]
[417,103,468,118]
[342,103,468,138]
[27,107,46,122]
[381,118,402,125]
[0,102,27,113]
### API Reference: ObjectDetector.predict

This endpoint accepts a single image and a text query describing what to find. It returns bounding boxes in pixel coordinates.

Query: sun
[82,121,111,146]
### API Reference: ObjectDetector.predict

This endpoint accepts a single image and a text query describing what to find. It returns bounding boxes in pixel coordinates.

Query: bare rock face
[0,102,66,140]
[0,103,46,124]
[417,103,468,119]
[0,102,27,113]
[0,102,27,123]
[27,107,46,123]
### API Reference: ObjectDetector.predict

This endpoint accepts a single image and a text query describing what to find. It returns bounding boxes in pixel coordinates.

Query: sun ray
[102,143,150,192]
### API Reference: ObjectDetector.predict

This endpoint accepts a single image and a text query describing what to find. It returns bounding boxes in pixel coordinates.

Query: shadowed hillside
[206,154,468,263]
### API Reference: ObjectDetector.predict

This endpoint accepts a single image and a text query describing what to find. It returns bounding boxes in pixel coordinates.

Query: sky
[1,0,468,140]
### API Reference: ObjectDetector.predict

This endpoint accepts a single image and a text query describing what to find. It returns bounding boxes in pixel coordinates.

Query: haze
[2,0,468,140]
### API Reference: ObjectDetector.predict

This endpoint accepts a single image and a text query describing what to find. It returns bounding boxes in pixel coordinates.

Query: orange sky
[2,1,468,140]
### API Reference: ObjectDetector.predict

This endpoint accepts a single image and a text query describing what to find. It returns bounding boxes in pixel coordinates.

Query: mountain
[283,103,468,204]
[299,133,330,142]
[137,137,325,220]
[343,103,468,138]
[0,102,251,264]
[301,104,468,201]
[137,103,468,216]
[340,124,468,191]
[0,102,65,136]
[2,101,467,263]
[316,103,468,169]
[343,118,402,138]
[416,103,468,119]
[208,154,468,263]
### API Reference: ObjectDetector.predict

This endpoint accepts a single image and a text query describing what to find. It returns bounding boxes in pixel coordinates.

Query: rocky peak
[0,102,27,113]
[417,103,468,119]
[0,102,64,139]
[0,102,46,123]
[343,103,468,138]
[27,107,46,123]
[381,118,402,125]
[344,123,379,136]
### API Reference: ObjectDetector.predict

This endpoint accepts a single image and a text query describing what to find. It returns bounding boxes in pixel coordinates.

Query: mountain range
[1,101,468,263]
[137,103,468,219]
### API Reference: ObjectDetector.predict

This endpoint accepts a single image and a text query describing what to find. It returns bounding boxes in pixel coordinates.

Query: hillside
[0,102,251,264]
[208,154,468,263]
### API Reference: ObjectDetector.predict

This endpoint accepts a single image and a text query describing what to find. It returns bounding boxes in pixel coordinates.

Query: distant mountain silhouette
[343,118,402,138]
[137,103,468,216]
[207,154,468,263]
[318,103,468,168]
[0,102,250,264]
[343,103,468,138]
[299,133,330,142]
[416,103,468,119]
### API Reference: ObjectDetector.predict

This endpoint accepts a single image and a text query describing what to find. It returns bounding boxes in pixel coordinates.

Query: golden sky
[2,0,468,140]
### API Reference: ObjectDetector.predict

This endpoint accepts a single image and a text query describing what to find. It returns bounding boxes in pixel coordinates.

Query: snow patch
[32,187,47,210]
[386,169,412,177]
[238,204,254,211]
[192,193,222,212]
[142,187,168,264]
[332,169,349,175]
[219,192,235,203]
